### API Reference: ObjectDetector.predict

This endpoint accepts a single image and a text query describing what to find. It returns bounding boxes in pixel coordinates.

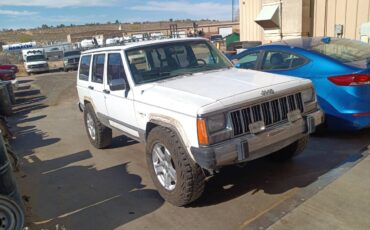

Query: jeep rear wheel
[268,136,309,161]
[84,103,112,149]
[146,126,205,206]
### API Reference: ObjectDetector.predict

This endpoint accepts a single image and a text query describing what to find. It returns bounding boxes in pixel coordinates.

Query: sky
[0,0,238,29]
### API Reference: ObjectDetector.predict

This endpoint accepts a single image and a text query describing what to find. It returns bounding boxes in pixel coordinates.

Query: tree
[115,20,120,24]
[41,24,49,29]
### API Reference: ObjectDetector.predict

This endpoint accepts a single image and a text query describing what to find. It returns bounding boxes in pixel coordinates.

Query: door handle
[88,86,94,90]
[103,89,110,94]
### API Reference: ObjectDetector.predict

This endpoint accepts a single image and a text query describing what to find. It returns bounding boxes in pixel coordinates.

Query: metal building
[239,0,370,43]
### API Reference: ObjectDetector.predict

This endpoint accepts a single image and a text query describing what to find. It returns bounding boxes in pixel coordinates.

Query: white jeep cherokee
[76,38,323,206]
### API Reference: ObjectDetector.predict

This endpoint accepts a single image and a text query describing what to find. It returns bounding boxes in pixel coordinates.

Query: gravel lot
[9,72,370,230]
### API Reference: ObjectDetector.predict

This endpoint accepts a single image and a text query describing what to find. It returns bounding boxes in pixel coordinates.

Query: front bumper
[26,67,49,73]
[191,109,324,169]
[64,63,78,70]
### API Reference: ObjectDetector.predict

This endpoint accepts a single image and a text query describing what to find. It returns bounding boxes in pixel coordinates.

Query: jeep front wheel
[146,126,205,206]
[84,103,112,149]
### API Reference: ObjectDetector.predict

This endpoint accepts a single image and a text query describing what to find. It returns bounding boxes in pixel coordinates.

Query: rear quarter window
[79,55,91,81]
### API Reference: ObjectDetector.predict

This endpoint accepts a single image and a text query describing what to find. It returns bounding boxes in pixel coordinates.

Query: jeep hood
[136,68,309,116]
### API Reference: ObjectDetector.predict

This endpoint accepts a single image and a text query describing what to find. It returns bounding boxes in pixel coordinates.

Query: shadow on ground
[9,78,55,156]
[109,135,139,149]
[191,128,370,207]
[22,150,163,229]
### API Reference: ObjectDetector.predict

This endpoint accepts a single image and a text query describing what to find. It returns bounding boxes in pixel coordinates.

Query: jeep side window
[107,53,126,84]
[79,55,91,81]
[92,54,105,83]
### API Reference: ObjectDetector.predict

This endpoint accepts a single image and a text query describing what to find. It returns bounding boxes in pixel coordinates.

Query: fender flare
[147,114,195,160]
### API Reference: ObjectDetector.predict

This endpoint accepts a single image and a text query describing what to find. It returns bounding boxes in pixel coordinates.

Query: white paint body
[2,42,37,53]
[76,38,313,155]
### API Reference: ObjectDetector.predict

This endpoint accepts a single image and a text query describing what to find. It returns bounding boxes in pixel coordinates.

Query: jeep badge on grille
[261,89,275,96]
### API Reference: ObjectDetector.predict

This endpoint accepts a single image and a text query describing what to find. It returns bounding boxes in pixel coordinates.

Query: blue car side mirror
[321,37,331,44]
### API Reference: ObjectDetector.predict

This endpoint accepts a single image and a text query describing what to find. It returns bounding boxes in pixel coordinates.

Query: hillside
[0,20,226,44]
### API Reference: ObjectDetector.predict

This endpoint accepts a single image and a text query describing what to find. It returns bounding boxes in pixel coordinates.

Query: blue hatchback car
[231,37,370,131]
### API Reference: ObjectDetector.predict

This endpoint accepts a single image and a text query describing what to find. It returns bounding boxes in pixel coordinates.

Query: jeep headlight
[197,113,233,145]
[301,88,315,104]
[207,114,226,133]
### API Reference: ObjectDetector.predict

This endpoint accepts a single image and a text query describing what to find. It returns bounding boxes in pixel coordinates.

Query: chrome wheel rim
[152,143,177,191]
[86,113,96,140]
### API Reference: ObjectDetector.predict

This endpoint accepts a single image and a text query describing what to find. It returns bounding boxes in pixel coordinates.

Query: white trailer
[2,42,37,53]
[218,27,233,38]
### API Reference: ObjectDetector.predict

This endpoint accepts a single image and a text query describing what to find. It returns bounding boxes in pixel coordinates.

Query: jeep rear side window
[79,55,91,81]
[92,54,105,83]
[107,53,126,84]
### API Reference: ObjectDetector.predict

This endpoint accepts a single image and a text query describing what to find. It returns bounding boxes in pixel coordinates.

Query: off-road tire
[146,126,205,206]
[268,136,309,161]
[84,103,112,149]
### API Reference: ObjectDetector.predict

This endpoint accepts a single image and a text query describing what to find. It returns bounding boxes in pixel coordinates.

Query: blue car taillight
[328,74,370,86]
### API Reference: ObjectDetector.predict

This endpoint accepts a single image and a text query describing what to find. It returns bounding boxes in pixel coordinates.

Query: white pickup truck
[76,38,324,206]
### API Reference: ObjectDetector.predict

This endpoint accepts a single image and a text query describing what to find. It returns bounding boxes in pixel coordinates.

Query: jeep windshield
[26,55,46,62]
[126,40,232,84]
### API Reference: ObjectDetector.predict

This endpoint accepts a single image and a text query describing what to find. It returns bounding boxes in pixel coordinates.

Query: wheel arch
[145,115,193,158]
[83,97,97,113]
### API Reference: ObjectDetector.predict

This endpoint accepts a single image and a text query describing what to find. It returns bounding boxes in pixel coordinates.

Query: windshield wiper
[171,72,194,78]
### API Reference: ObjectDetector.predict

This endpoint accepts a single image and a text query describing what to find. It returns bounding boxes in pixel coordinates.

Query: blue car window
[237,52,259,69]
[262,51,306,70]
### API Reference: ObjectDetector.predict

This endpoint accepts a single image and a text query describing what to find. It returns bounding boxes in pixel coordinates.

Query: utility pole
[232,0,235,22]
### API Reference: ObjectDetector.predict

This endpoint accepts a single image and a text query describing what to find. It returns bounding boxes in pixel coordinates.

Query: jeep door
[89,53,108,115]
[76,54,92,104]
[103,52,139,138]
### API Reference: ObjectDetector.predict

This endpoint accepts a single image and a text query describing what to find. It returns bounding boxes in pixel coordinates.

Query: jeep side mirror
[109,78,127,91]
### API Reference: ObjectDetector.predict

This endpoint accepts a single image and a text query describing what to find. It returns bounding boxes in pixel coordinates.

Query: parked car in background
[0,64,19,74]
[0,69,18,90]
[210,34,223,43]
[63,50,81,72]
[0,69,15,81]
[231,37,370,131]
[22,48,49,75]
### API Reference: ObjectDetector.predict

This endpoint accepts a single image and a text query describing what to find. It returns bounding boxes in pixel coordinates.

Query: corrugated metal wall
[240,0,370,41]
[239,0,263,41]
[313,0,370,39]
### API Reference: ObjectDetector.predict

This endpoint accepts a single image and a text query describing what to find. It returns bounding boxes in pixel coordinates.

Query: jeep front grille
[230,93,304,136]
